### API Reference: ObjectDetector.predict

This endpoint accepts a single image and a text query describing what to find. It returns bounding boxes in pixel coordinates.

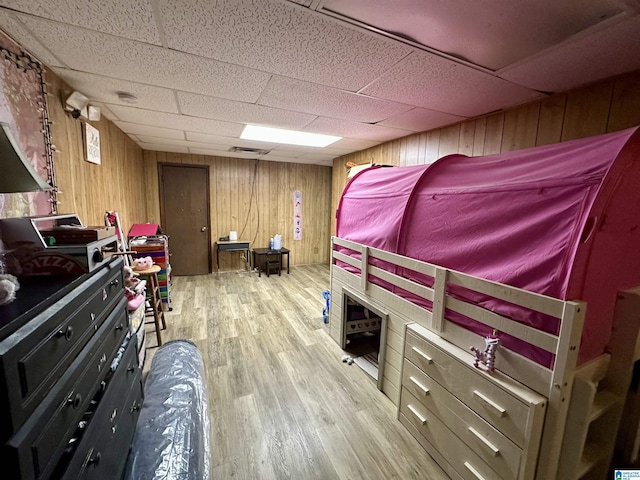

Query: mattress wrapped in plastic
[124,340,210,480]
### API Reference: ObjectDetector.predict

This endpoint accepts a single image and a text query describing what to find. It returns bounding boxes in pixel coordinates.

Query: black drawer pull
[56,325,74,341]
[67,392,82,409]
[110,279,119,287]
[115,323,124,332]
[131,402,140,413]
[127,366,135,373]
[88,452,101,467]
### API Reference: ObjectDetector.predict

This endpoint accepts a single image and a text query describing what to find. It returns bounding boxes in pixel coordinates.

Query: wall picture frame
[84,122,101,165]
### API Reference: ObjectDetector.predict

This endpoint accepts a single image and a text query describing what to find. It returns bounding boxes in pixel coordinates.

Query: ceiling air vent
[229,146,271,155]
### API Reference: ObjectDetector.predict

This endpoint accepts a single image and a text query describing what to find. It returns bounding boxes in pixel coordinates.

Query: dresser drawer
[403,359,521,479]
[400,388,503,480]
[4,299,128,480]
[405,330,532,447]
[0,259,124,433]
[62,340,143,480]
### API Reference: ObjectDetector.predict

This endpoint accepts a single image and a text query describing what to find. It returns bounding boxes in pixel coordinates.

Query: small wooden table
[252,248,290,277]
[215,240,250,273]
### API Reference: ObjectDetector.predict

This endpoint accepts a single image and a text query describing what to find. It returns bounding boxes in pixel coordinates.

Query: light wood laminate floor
[144,264,449,480]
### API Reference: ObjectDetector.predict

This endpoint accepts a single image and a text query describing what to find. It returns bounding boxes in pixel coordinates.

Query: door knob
[201,226,207,232]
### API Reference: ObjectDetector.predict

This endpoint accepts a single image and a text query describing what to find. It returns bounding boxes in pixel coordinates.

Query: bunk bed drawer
[403,358,521,479]
[400,388,503,480]
[405,330,532,447]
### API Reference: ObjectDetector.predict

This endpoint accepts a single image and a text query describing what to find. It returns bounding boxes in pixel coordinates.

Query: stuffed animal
[132,256,154,271]
[470,336,500,373]
[123,266,139,287]
[0,274,20,306]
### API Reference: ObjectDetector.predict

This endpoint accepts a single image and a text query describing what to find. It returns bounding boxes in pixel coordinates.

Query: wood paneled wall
[143,151,332,270]
[331,70,640,234]
[46,72,148,230]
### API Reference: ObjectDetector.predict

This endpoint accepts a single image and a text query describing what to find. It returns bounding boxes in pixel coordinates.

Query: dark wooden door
[159,164,210,275]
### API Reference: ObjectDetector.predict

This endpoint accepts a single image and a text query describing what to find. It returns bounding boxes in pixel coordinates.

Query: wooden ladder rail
[556,286,640,479]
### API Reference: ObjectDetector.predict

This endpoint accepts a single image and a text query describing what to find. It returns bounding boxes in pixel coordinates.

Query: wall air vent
[229,146,271,155]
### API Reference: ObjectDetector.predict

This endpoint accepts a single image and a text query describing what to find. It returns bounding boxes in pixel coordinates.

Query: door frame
[158,162,212,274]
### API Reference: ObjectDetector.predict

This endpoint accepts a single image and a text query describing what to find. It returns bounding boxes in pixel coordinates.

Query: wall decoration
[0,30,55,219]
[84,122,101,165]
[293,190,302,240]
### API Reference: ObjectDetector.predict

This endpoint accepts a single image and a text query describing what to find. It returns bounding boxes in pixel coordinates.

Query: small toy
[123,266,140,287]
[132,256,154,271]
[0,273,20,306]
[470,334,500,373]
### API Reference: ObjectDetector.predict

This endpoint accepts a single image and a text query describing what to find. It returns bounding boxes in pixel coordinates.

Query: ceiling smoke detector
[229,146,271,155]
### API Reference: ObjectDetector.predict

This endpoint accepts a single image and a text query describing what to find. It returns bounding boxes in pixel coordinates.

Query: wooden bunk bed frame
[330,236,640,480]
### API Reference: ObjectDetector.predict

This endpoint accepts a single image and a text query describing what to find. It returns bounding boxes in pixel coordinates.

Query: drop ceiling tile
[159,0,413,91]
[264,148,303,158]
[185,132,279,149]
[321,0,629,70]
[270,144,352,156]
[498,15,640,92]
[139,143,190,154]
[16,14,271,102]
[109,105,243,136]
[0,9,64,67]
[53,68,179,113]
[258,76,413,123]
[378,107,467,132]
[0,0,162,44]
[330,138,381,150]
[135,135,218,149]
[177,92,316,129]
[188,147,259,159]
[304,117,412,142]
[114,122,185,140]
[361,50,543,117]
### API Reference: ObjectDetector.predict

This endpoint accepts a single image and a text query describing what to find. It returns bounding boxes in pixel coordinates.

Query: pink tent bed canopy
[336,126,640,365]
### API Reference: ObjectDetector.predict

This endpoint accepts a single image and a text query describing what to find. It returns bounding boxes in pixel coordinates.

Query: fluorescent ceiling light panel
[241,125,341,147]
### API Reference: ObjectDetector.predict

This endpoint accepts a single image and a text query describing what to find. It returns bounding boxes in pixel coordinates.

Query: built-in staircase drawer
[400,388,503,480]
[405,329,532,447]
[403,358,521,479]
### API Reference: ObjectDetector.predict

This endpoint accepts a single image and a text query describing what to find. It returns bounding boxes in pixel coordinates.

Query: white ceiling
[1,0,639,166]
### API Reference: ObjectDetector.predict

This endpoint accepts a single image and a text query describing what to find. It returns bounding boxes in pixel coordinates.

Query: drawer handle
[409,376,430,396]
[407,404,427,425]
[412,347,433,364]
[88,452,101,467]
[468,427,500,456]
[131,402,141,413]
[67,392,83,409]
[115,323,124,332]
[56,325,74,341]
[127,366,136,373]
[110,279,119,287]
[464,461,486,480]
[97,353,107,372]
[472,390,506,417]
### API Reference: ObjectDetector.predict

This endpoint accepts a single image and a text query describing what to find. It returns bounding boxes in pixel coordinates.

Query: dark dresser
[0,257,143,479]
